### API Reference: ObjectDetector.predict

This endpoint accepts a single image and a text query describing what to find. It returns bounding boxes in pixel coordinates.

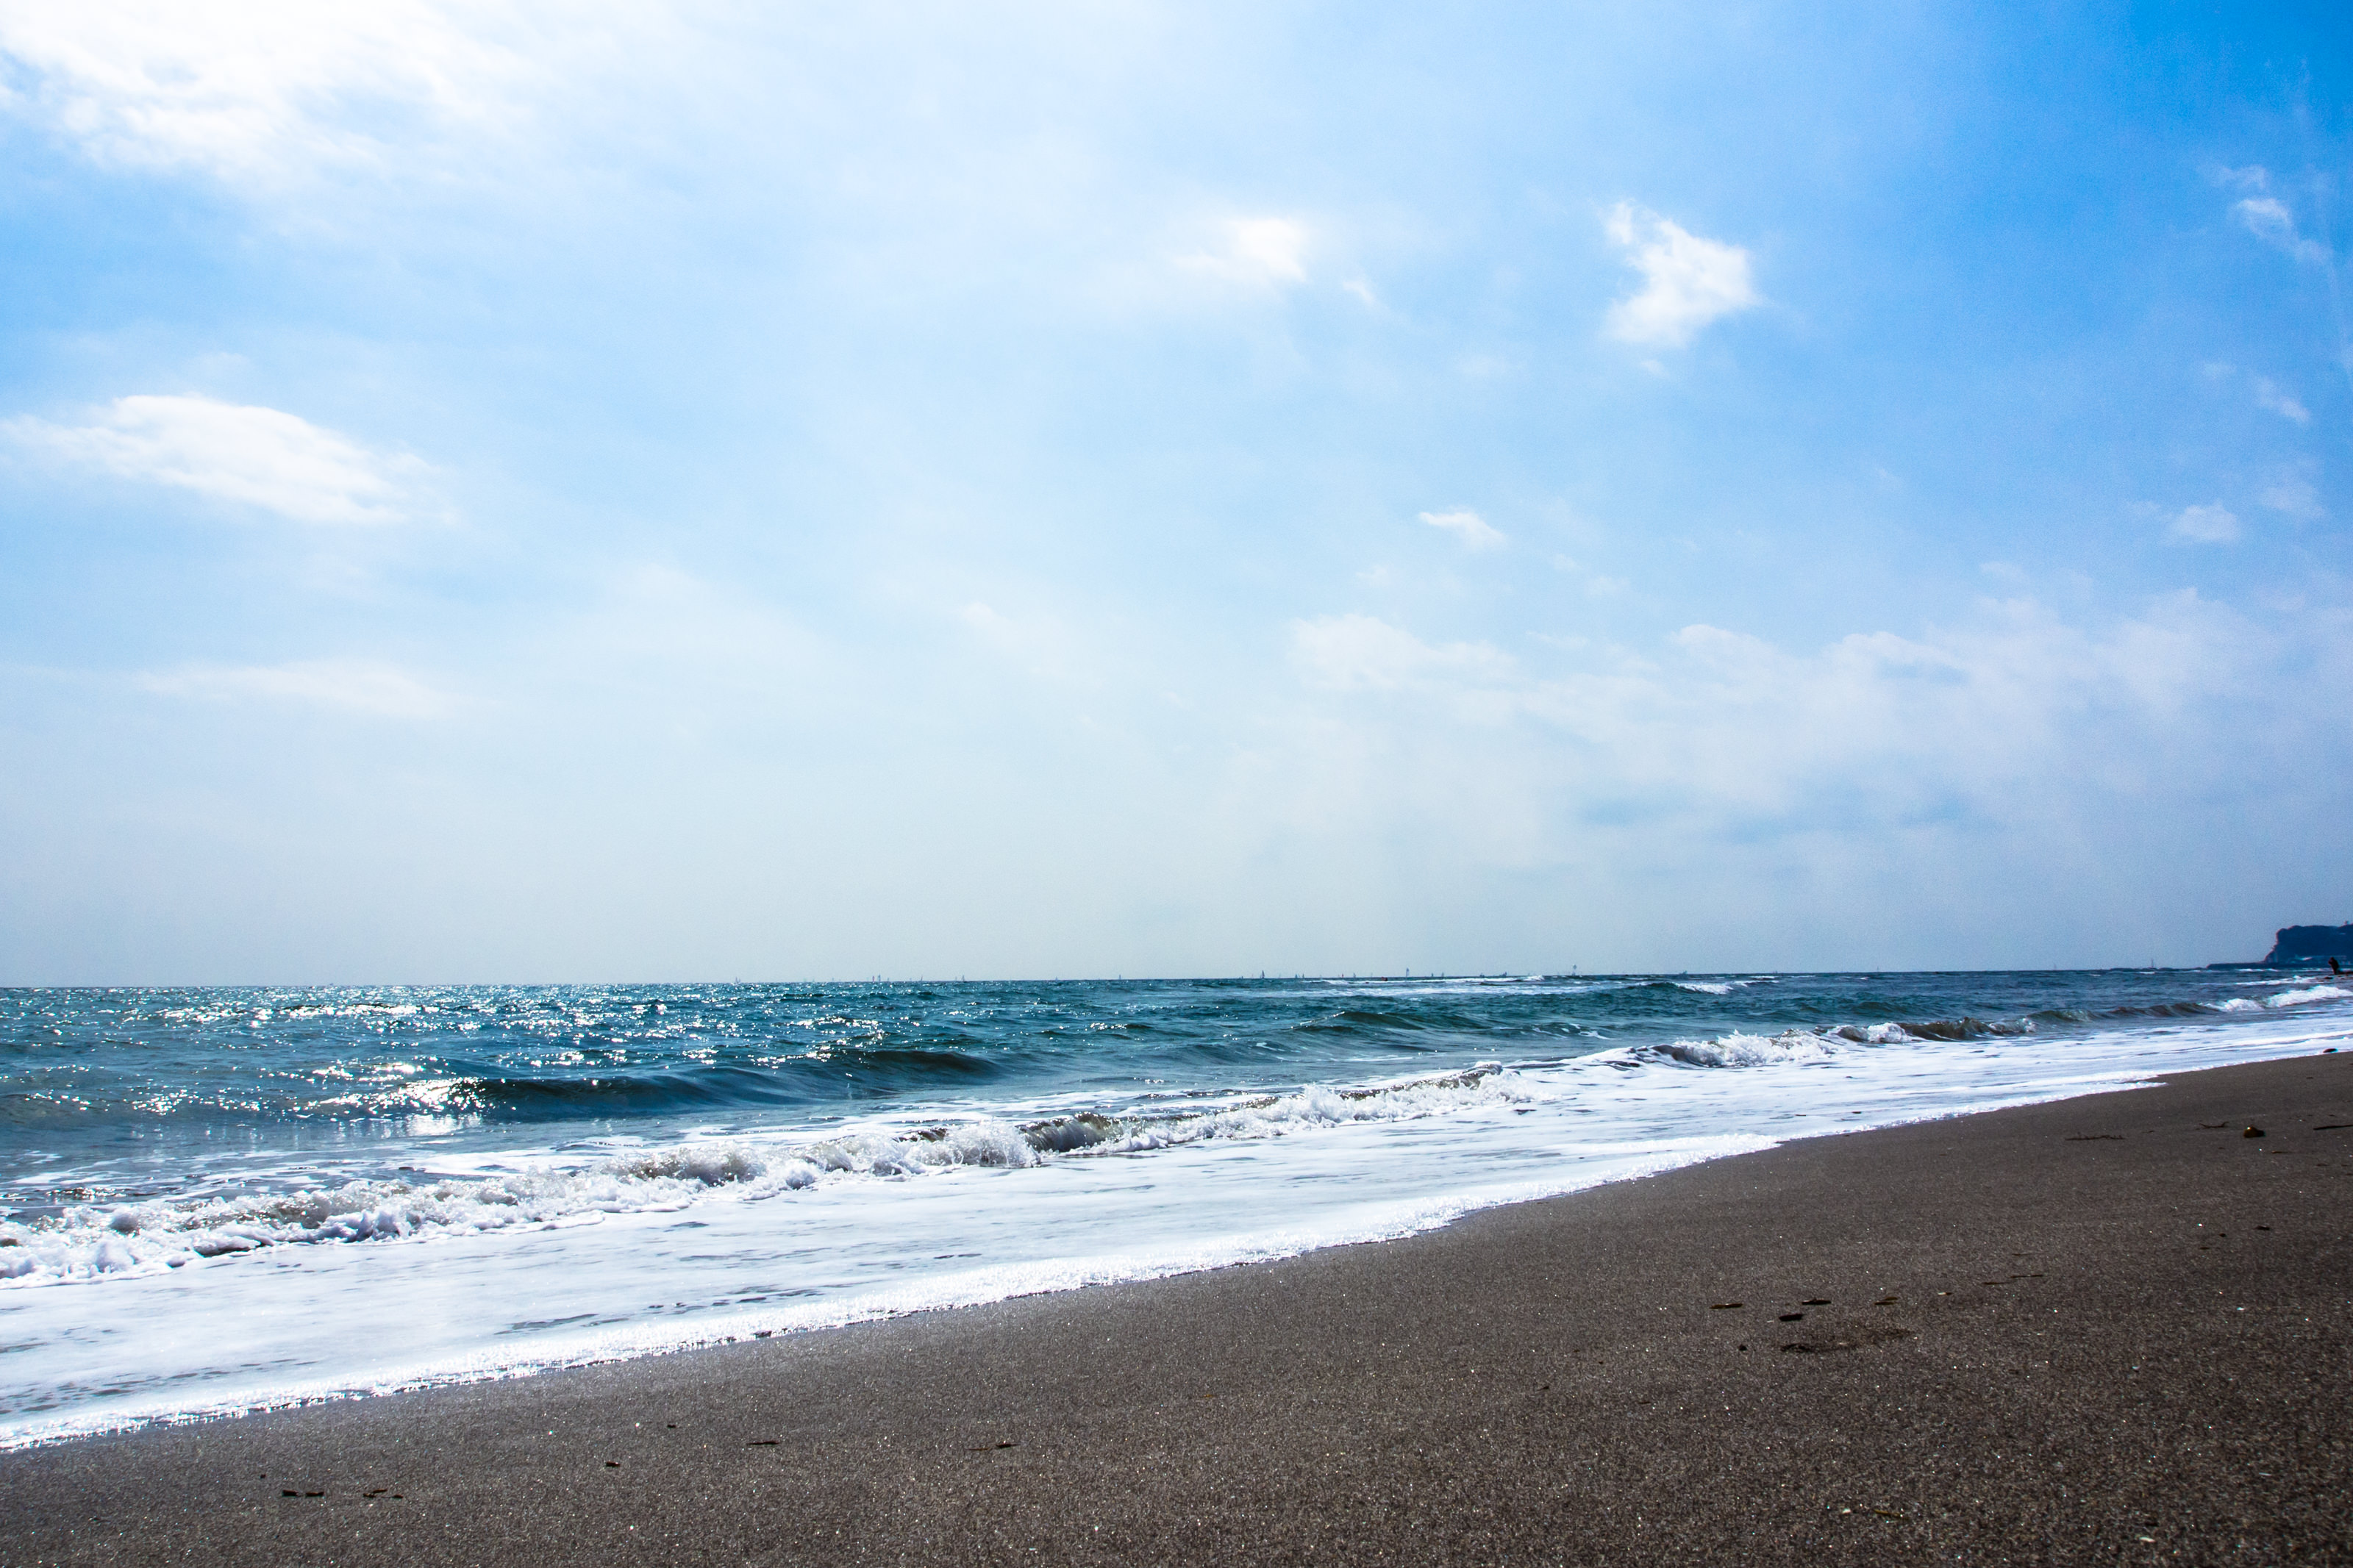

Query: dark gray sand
[7,1051,2352,1566]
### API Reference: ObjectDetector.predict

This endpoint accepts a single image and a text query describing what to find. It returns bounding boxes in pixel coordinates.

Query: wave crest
[1648,1014,2035,1067]
[0,1070,1529,1286]
[1649,1030,1846,1067]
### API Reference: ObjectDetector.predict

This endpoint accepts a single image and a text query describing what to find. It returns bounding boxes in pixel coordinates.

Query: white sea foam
[1641,1014,2035,1067]
[1647,1029,1844,1067]
[0,1071,1534,1287]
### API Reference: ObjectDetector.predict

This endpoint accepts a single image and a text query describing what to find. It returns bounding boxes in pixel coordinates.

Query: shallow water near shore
[4,970,2349,1445]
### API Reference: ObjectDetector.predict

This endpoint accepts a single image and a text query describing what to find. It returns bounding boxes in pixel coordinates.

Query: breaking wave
[2264,984,2350,1008]
[1646,1015,2035,1067]
[2212,984,2348,1013]
[0,1067,1530,1286]
[1647,981,2352,1070]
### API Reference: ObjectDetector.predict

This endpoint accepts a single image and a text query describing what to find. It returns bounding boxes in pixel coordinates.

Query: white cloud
[960,600,1021,645]
[2204,362,2314,423]
[957,599,1090,682]
[139,658,451,717]
[0,0,539,188]
[2232,196,2329,265]
[2260,476,2324,520]
[1266,593,2324,891]
[2252,376,2310,423]
[5,395,423,524]
[1551,553,1629,596]
[1341,277,1379,308]
[1181,218,1308,286]
[1418,508,1506,551]
[2168,503,2240,544]
[1292,614,1516,693]
[1601,202,1760,348]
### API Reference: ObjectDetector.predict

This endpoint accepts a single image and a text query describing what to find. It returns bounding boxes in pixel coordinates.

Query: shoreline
[5,1050,2352,1563]
[9,971,2346,1446]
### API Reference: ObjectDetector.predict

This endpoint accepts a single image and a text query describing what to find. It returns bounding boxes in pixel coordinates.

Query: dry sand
[6,1050,2351,1565]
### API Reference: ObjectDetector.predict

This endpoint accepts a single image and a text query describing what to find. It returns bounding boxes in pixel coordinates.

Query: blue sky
[1,1,2347,981]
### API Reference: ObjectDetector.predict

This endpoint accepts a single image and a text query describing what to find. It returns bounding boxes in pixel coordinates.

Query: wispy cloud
[1271,593,2308,881]
[958,599,1092,683]
[2251,376,2310,423]
[2202,362,2314,423]
[2260,475,2324,520]
[138,658,452,717]
[1293,615,1518,694]
[1550,554,1629,597]
[1418,508,1506,551]
[1601,202,1760,348]
[2168,502,2240,544]
[1180,218,1308,287]
[2231,194,2329,265]
[0,0,538,189]
[5,395,424,524]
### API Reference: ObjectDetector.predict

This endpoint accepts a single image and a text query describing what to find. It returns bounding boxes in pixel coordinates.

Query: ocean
[4,968,2349,1446]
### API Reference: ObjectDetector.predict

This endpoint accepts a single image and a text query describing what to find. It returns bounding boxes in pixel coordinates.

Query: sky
[0,0,2349,983]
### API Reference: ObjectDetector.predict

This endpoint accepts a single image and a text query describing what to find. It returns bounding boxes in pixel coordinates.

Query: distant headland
[2207,923,2353,970]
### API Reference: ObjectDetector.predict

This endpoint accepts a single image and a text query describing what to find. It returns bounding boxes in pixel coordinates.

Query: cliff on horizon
[2260,924,2353,966]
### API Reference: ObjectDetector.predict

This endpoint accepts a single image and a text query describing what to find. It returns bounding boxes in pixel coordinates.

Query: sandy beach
[5,1050,2349,1566]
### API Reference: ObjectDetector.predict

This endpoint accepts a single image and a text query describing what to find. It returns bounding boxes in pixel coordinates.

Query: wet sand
[5,1050,2351,1566]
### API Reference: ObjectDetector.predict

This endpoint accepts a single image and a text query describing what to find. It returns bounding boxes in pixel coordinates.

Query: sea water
[4,969,2349,1445]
